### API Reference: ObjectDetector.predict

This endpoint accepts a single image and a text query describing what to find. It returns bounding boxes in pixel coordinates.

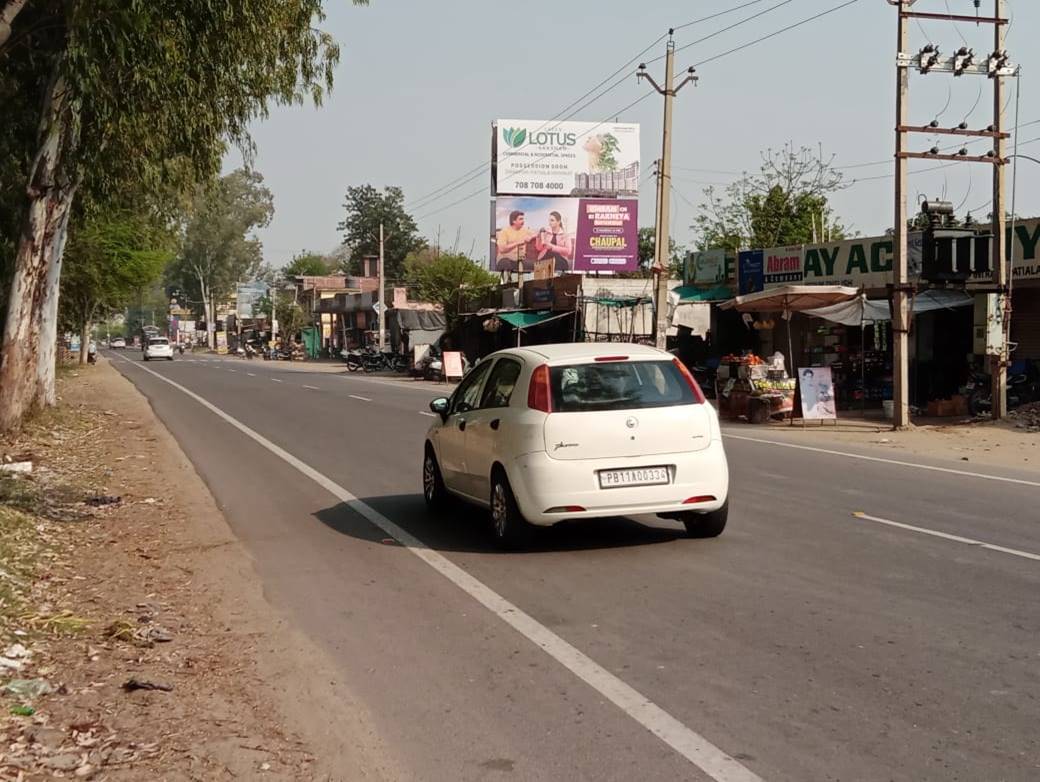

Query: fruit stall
[716,353,797,424]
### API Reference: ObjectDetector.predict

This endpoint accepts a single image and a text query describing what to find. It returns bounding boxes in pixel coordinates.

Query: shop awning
[497,311,559,329]
[804,289,973,326]
[719,284,860,313]
[670,284,732,303]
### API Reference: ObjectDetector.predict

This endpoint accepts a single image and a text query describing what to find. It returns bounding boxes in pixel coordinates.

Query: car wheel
[422,446,450,512]
[167,356,174,361]
[143,355,149,361]
[490,469,531,550]
[682,499,728,538]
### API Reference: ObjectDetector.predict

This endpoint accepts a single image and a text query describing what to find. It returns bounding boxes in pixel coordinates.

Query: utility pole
[892,1,911,429]
[991,0,1008,419]
[378,221,386,351]
[888,0,1015,426]
[639,32,697,350]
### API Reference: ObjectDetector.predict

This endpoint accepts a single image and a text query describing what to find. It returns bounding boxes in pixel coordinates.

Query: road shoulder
[1,359,396,780]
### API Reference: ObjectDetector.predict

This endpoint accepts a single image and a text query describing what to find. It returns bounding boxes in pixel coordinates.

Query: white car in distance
[143,336,174,361]
[423,344,729,547]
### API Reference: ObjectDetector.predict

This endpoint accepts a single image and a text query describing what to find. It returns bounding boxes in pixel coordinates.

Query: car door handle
[490,419,500,430]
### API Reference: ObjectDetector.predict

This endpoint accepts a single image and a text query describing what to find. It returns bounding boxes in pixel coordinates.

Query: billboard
[494,119,639,197]
[688,249,726,285]
[236,281,269,319]
[492,196,639,273]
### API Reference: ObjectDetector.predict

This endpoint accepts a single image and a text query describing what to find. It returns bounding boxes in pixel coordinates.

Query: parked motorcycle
[340,348,364,372]
[965,359,1040,416]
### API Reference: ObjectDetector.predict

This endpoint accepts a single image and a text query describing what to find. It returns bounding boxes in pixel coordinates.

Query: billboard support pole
[638,32,696,350]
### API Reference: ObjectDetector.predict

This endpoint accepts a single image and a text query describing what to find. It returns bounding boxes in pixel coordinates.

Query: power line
[690,0,861,69]
[674,0,785,31]
[671,0,799,57]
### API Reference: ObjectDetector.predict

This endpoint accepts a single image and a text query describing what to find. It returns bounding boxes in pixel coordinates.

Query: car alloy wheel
[491,483,508,538]
[423,454,437,502]
[423,448,450,512]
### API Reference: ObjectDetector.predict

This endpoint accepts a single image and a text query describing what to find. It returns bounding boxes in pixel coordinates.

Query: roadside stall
[718,285,859,424]
[715,352,797,423]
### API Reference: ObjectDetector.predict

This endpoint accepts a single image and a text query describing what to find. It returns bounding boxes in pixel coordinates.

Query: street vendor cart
[716,354,797,423]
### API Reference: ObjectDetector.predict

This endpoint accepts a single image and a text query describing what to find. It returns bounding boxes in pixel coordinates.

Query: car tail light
[545,506,586,513]
[672,357,706,404]
[527,364,552,413]
[594,355,628,362]
[682,495,716,504]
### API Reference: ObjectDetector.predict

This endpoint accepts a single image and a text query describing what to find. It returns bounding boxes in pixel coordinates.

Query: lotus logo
[502,127,527,148]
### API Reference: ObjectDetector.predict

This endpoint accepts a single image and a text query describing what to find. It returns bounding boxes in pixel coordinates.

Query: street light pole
[378,222,386,351]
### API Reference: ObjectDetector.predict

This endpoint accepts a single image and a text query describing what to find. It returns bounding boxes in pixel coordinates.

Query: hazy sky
[224,0,1037,269]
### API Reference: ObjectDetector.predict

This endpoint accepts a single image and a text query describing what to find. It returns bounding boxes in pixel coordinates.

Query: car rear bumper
[507,441,729,525]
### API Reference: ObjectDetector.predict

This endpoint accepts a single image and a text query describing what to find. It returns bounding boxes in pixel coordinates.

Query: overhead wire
[413,1,842,217]
[415,0,865,222]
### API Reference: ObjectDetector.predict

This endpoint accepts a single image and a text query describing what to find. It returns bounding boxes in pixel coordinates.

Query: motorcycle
[244,343,256,359]
[340,348,364,372]
[964,360,1040,416]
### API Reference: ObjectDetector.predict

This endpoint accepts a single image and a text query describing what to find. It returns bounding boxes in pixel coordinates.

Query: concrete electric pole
[638,32,697,350]
[892,1,911,429]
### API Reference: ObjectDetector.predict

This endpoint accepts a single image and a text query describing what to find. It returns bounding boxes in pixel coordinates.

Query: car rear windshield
[549,360,696,412]
[149,338,168,345]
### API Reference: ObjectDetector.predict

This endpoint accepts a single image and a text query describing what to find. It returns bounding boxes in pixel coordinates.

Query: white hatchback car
[143,336,174,361]
[423,344,729,547]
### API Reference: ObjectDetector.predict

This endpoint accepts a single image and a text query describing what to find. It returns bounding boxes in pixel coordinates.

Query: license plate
[598,466,670,489]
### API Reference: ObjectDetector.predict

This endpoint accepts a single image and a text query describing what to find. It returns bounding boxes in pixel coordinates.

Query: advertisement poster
[442,351,464,380]
[236,281,268,319]
[215,331,228,355]
[492,196,638,273]
[494,119,639,197]
[797,367,837,420]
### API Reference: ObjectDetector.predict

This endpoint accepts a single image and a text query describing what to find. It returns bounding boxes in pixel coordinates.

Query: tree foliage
[0,0,367,431]
[165,169,274,339]
[274,296,307,341]
[636,226,685,277]
[694,144,849,252]
[337,185,425,280]
[60,211,171,360]
[403,253,497,322]
[282,251,332,278]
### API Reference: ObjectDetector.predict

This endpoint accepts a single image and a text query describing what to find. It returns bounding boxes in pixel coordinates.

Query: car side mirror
[429,397,450,421]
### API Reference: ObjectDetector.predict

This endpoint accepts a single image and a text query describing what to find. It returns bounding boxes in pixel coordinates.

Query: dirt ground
[751,408,1040,475]
[0,361,396,781]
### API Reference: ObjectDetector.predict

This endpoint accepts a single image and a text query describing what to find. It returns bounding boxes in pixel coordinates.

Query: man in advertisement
[495,210,536,272]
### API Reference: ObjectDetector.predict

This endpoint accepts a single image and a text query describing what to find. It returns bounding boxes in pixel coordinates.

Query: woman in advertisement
[534,210,574,272]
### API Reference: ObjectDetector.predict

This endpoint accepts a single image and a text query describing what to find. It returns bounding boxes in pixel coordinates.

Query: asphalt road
[108,351,1039,781]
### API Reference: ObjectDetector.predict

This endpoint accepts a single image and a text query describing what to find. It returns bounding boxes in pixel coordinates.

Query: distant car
[110,337,126,349]
[143,336,174,361]
[422,344,729,547]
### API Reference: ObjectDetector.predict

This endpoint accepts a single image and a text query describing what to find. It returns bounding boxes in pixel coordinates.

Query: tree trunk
[78,322,90,365]
[36,188,75,403]
[0,0,29,48]
[0,68,79,433]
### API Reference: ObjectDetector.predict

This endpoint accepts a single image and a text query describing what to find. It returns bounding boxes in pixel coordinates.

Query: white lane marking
[723,433,1040,488]
[419,411,437,417]
[247,373,256,377]
[228,369,237,373]
[302,385,320,391]
[271,378,283,383]
[853,512,1040,562]
[348,394,372,402]
[114,356,762,782]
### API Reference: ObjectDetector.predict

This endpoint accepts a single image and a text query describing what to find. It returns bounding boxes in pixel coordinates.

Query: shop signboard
[738,250,764,295]
[797,367,837,421]
[494,119,639,197]
[688,249,726,285]
[492,196,638,273]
